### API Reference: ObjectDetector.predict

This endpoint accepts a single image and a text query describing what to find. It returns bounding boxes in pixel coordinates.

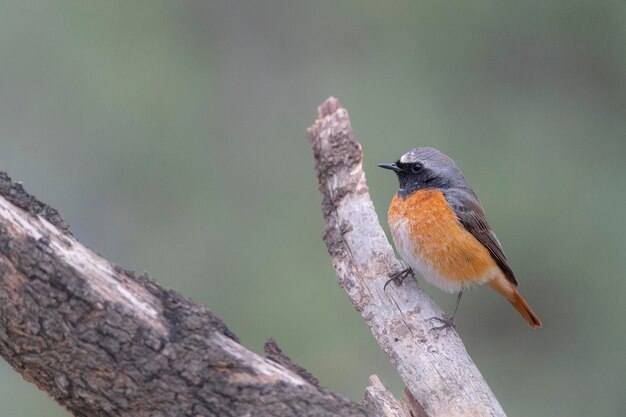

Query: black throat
[395,171,446,198]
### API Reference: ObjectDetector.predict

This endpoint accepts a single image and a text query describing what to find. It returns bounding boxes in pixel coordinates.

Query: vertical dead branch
[307,97,507,417]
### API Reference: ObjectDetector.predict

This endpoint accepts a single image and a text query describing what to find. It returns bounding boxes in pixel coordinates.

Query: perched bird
[379,147,541,330]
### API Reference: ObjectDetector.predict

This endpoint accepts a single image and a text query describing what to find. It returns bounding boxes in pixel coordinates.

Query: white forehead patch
[400,150,419,163]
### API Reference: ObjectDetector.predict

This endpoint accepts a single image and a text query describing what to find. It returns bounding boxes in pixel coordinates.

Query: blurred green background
[1,1,625,416]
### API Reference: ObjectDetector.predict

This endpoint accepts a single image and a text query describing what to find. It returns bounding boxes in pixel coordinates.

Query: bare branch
[363,375,411,417]
[0,172,368,416]
[307,97,507,417]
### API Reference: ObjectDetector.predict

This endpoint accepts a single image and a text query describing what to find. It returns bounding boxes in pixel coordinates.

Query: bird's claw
[428,316,456,333]
[383,267,414,291]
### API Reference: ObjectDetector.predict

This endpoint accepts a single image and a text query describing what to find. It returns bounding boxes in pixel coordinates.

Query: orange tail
[489,275,542,328]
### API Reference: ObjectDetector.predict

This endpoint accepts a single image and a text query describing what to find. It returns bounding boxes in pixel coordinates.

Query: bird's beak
[377,162,402,172]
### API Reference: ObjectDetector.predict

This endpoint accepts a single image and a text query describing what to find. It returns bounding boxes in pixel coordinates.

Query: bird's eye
[411,162,423,173]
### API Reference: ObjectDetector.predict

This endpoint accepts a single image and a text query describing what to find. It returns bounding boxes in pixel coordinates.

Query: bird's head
[378,147,468,198]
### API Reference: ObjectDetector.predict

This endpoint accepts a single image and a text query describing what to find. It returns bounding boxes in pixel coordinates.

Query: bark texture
[307,97,507,417]
[0,172,369,416]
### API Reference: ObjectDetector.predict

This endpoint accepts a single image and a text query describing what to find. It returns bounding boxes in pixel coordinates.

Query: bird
[378,147,541,330]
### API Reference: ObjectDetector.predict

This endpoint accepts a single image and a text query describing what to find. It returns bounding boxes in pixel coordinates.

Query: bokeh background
[1,1,625,416]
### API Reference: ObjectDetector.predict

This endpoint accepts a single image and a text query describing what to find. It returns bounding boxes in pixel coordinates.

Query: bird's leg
[429,291,463,332]
[383,267,414,291]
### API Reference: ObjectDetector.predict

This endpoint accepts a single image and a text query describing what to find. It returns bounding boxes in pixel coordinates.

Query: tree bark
[307,97,507,417]
[0,172,368,416]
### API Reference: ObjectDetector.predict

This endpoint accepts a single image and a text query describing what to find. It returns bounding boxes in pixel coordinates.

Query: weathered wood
[307,97,507,417]
[0,172,369,417]
[363,375,409,417]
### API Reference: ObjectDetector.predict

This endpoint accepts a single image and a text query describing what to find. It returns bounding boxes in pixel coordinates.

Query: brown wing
[443,189,518,286]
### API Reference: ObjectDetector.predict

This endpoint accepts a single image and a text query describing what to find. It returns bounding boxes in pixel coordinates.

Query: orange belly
[388,189,499,292]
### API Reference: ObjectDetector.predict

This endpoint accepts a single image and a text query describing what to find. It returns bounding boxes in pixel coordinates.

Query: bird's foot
[428,316,456,333]
[383,267,414,291]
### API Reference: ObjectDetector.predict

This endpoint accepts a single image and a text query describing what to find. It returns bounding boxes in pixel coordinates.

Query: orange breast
[388,189,497,284]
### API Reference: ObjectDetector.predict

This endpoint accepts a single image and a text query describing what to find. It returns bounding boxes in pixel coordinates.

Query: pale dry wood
[363,375,409,417]
[307,97,507,417]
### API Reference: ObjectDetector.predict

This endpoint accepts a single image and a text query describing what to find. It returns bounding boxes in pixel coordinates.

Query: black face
[378,160,445,198]
[379,147,470,198]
